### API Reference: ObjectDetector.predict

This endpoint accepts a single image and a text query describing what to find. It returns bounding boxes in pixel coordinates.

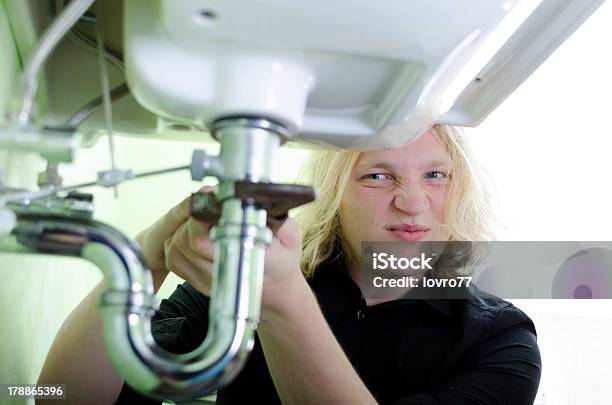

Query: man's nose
[393,185,429,215]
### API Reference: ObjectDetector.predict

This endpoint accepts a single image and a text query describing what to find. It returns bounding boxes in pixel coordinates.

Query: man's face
[339,128,452,263]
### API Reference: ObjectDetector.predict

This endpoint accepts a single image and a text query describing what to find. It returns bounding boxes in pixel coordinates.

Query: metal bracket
[191,181,317,234]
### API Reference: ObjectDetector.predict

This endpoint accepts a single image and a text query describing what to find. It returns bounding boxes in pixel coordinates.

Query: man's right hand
[134,187,211,288]
[136,185,304,309]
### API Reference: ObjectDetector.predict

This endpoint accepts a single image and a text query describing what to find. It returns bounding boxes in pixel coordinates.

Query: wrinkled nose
[393,185,429,216]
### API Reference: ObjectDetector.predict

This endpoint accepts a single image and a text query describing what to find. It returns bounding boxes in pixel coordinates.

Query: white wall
[465,1,612,404]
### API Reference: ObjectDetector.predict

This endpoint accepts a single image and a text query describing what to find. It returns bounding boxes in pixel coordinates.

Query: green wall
[0,135,308,404]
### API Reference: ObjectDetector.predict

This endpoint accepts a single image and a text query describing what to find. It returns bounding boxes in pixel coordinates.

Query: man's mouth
[386,224,431,241]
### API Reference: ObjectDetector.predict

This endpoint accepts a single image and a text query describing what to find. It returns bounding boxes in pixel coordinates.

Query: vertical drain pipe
[100,117,286,400]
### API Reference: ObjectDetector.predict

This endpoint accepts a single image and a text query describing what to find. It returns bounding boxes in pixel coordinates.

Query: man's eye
[425,171,449,180]
[362,173,392,181]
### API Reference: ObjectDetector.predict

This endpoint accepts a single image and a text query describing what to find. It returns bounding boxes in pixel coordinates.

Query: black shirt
[117,255,541,404]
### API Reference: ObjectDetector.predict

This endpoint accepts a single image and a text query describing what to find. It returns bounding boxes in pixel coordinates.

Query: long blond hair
[293,124,497,279]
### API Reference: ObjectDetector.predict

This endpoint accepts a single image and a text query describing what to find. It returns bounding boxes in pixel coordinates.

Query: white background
[466,1,612,403]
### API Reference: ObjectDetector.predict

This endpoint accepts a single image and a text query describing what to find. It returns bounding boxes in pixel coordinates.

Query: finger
[150,185,215,244]
[173,220,214,267]
[139,194,191,250]
[177,184,214,223]
[174,222,215,281]
[164,230,213,295]
[163,194,193,233]
[168,246,211,296]
[174,237,214,289]
[186,217,215,259]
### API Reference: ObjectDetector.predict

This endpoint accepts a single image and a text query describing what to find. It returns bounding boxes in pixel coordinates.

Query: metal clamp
[190,181,317,234]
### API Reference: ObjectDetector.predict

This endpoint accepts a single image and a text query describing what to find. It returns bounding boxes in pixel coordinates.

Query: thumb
[137,194,191,248]
[275,218,302,250]
[152,185,215,241]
